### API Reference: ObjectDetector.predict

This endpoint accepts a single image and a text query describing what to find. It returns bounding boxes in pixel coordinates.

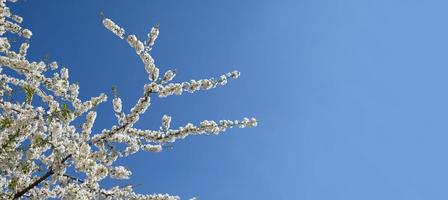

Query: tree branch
[13,155,71,199]
[63,174,84,183]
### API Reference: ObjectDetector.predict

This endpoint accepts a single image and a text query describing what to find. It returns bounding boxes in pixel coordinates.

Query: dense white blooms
[11,14,21,23]
[18,42,28,57]
[0,37,10,52]
[0,2,257,199]
[157,71,240,98]
[146,24,159,48]
[110,166,132,180]
[127,34,144,54]
[142,144,162,152]
[21,28,31,39]
[112,97,122,113]
[82,111,97,140]
[102,18,124,39]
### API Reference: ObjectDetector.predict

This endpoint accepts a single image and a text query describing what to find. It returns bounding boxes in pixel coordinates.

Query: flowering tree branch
[13,155,71,199]
[0,0,257,199]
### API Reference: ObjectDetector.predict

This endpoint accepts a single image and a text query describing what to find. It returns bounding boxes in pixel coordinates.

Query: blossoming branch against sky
[0,0,258,198]
[2,0,448,199]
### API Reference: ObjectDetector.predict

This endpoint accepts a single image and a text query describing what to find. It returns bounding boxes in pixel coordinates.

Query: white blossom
[81,111,97,140]
[142,144,162,152]
[60,67,69,80]
[162,70,175,83]
[102,18,124,39]
[229,70,240,79]
[127,34,144,54]
[21,28,32,39]
[146,24,159,47]
[49,61,58,70]
[157,71,240,98]
[11,14,22,23]
[112,97,122,113]
[19,42,29,57]
[110,166,132,180]
[161,114,171,130]
[0,37,10,52]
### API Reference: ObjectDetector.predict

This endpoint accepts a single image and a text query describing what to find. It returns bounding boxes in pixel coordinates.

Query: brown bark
[13,155,71,199]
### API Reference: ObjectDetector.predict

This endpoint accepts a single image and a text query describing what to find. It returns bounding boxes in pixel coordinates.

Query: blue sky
[10,0,448,199]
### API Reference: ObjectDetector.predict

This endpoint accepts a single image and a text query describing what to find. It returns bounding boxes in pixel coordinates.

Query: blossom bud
[112,97,122,113]
[161,114,171,130]
[162,70,175,83]
[21,29,32,39]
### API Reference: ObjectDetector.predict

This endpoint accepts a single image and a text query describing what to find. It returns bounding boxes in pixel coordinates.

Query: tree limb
[13,155,71,199]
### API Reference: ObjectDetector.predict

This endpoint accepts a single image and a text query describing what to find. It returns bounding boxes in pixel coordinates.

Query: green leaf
[60,103,73,121]
[8,176,17,190]
[23,85,35,104]
[0,117,13,129]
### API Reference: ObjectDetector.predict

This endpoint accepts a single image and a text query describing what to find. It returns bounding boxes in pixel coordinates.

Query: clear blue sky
[11,0,448,199]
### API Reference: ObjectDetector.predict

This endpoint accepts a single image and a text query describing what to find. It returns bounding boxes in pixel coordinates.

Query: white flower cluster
[146,25,159,48]
[109,166,132,180]
[0,1,257,199]
[102,18,124,39]
[157,70,240,98]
